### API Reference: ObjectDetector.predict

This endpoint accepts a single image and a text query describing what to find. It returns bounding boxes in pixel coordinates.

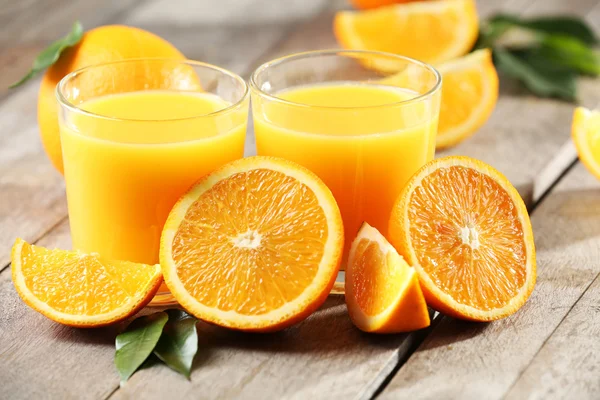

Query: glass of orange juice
[250,50,441,263]
[57,59,249,303]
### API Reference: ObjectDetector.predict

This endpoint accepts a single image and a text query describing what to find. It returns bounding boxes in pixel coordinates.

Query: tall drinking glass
[57,59,249,302]
[250,50,441,262]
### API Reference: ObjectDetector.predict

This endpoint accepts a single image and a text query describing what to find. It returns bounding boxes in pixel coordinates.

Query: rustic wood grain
[0,220,127,400]
[440,0,600,205]
[504,194,600,400]
[108,302,432,400]
[0,0,140,95]
[0,0,328,273]
[102,1,576,400]
[378,0,600,396]
[379,162,600,400]
[3,0,600,399]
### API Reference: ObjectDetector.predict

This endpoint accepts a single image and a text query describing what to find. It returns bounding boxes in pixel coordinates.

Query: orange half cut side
[160,156,344,332]
[389,156,536,321]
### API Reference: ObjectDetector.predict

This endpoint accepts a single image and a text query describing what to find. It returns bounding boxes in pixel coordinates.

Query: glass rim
[249,49,442,110]
[56,57,249,122]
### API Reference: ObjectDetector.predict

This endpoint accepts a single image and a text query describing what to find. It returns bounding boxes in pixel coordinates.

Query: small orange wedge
[334,0,479,66]
[389,156,536,321]
[436,49,499,149]
[572,106,600,180]
[381,49,499,149]
[346,222,430,333]
[160,156,344,332]
[11,238,162,327]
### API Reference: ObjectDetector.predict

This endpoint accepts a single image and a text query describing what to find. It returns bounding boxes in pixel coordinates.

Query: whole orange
[349,0,429,10]
[38,25,185,174]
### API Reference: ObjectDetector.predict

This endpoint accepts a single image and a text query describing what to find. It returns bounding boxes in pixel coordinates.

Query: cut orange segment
[381,49,499,149]
[436,49,498,148]
[388,156,536,321]
[346,222,430,333]
[160,156,344,332]
[572,106,600,180]
[334,0,479,67]
[11,238,162,327]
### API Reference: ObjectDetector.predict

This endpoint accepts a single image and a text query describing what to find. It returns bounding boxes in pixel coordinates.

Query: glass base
[148,271,346,307]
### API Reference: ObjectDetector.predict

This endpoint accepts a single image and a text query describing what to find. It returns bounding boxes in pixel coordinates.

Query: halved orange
[334,0,479,66]
[160,156,344,332]
[346,222,430,333]
[11,238,162,327]
[572,106,600,180]
[381,49,499,149]
[388,156,536,321]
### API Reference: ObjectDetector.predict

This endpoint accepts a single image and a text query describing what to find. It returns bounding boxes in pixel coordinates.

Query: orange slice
[388,156,536,321]
[436,49,499,149]
[11,238,162,327]
[160,156,344,332]
[572,106,600,180]
[334,0,479,66]
[346,222,430,333]
[381,49,498,149]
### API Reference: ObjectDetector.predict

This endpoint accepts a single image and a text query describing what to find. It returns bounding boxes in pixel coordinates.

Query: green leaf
[10,21,83,88]
[494,48,577,101]
[115,312,168,385]
[488,14,598,45]
[474,19,513,50]
[153,309,198,379]
[538,35,600,76]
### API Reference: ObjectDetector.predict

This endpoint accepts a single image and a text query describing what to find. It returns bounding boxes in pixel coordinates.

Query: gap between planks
[2,0,598,399]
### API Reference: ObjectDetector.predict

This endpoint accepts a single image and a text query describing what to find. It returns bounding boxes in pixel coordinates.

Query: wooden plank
[109,302,432,400]
[441,0,600,206]
[502,5,600,398]
[0,0,328,273]
[378,0,600,396]
[102,1,543,400]
[0,0,140,95]
[505,208,600,399]
[0,2,335,400]
[0,220,125,400]
[379,162,600,400]
[243,0,580,207]
[0,0,140,270]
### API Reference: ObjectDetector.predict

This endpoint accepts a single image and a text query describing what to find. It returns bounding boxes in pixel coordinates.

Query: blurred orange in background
[350,0,431,10]
[38,25,184,174]
[335,0,478,66]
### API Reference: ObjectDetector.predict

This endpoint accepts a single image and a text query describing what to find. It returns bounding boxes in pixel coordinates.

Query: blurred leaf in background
[476,14,599,101]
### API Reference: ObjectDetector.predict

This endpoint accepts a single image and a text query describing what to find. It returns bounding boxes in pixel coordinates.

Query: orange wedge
[334,0,479,66]
[381,49,498,149]
[388,156,536,321]
[346,222,430,333]
[160,156,344,332]
[11,238,162,327]
[436,49,499,148]
[572,106,600,180]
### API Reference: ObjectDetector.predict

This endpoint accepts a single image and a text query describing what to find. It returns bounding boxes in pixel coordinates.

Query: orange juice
[60,90,247,264]
[253,83,438,258]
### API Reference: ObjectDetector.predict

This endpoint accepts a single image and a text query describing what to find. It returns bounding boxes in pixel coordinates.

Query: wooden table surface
[2,0,600,399]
